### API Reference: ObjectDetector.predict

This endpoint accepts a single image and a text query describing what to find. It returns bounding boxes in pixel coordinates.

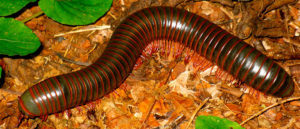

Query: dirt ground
[0,0,299,128]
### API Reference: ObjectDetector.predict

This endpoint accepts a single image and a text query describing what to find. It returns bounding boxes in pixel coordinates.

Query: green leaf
[0,0,37,16]
[195,116,245,129]
[0,18,40,56]
[38,0,113,25]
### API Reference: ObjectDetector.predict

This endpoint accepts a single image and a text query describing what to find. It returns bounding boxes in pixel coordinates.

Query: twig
[56,53,91,66]
[139,99,157,129]
[108,12,117,20]
[21,10,44,23]
[87,44,98,54]
[54,25,111,37]
[218,85,244,98]
[64,44,71,57]
[240,97,300,126]
[185,98,209,129]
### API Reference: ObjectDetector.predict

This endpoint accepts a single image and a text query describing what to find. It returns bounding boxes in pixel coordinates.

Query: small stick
[139,99,157,129]
[54,25,111,37]
[56,53,91,66]
[185,98,209,129]
[240,97,300,126]
[87,44,98,54]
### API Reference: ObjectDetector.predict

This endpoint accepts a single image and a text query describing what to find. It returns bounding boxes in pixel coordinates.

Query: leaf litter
[0,0,300,129]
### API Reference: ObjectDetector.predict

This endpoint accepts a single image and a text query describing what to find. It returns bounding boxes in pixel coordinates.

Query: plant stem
[21,10,44,23]
[240,97,300,126]
[185,98,209,129]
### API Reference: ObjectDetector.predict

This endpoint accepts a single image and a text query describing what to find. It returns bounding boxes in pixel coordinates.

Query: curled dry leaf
[169,69,195,97]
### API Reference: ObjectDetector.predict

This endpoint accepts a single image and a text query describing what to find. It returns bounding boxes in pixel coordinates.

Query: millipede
[18,7,294,118]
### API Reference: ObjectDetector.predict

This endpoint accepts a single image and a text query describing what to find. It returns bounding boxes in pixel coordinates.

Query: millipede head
[18,92,40,118]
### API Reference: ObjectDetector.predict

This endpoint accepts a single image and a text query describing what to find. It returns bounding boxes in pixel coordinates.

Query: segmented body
[18,7,294,117]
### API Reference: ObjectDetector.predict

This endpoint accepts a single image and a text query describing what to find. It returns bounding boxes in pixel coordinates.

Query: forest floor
[0,0,300,129]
